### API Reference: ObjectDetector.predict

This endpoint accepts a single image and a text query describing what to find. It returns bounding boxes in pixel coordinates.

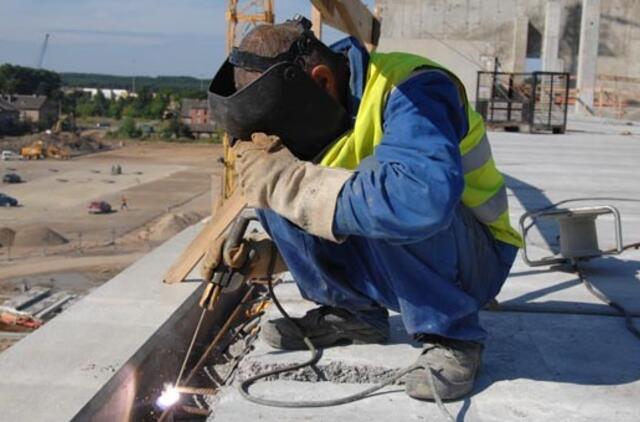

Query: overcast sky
[0,0,374,78]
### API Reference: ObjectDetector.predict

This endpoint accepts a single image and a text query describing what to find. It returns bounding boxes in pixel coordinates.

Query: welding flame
[156,384,180,409]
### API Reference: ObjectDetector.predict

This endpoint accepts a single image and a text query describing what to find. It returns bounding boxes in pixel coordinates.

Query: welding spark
[156,384,180,409]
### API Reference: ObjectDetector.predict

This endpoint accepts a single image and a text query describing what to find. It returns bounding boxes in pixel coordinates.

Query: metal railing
[475,71,570,133]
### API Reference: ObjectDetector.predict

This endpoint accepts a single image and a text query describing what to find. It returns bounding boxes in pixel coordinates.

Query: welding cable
[238,246,455,420]
[573,263,640,341]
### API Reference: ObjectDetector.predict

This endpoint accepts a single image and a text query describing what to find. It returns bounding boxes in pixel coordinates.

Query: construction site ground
[0,140,222,351]
[207,116,640,421]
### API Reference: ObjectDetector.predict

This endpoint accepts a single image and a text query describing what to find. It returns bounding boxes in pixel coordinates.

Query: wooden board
[311,4,324,39]
[163,190,246,284]
[310,0,380,50]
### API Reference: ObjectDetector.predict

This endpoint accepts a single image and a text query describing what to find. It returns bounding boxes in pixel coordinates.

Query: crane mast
[222,1,274,199]
[36,33,50,69]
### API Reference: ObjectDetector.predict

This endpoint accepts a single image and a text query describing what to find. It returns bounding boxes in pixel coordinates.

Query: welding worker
[205,16,522,401]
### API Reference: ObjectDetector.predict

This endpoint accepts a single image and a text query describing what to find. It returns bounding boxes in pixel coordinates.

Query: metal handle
[519,205,624,267]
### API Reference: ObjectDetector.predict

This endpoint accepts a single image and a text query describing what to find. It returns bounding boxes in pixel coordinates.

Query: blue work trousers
[257,206,517,342]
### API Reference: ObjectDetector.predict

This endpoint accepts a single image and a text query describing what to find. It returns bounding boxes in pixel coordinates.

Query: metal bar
[33,294,73,320]
[176,386,218,396]
[548,73,554,128]
[157,286,257,421]
[507,73,514,122]
[563,73,570,131]
[601,205,624,255]
[4,287,51,311]
[184,285,256,386]
[179,405,211,417]
[530,72,538,131]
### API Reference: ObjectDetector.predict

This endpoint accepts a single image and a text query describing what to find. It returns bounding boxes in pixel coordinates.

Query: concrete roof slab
[212,277,640,421]
[497,249,640,315]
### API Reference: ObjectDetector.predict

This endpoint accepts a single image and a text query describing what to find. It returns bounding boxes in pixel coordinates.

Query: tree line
[0,63,210,139]
[0,64,61,97]
[61,72,209,92]
[0,64,207,120]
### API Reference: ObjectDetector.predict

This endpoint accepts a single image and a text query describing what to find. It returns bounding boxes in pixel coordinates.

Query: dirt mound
[141,212,203,242]
[12,226,69,247]
[0,228,16,248]
[39,132,107,155]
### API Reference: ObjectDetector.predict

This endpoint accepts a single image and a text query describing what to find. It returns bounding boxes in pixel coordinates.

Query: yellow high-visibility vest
[320,52,523,248]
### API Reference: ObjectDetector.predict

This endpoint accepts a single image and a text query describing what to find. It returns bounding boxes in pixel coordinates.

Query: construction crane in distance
[226,0,274,53]
[36,33,50,69]
[222,1,275,199]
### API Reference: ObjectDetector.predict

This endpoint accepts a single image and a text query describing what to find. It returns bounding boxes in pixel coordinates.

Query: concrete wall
[376,0,640,98]
[0,224,238,422]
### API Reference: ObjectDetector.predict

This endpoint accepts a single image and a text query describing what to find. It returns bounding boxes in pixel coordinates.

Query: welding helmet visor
[207,17,350,161]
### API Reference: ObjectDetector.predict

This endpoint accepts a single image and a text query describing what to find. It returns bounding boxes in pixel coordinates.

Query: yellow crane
[222,1,275,199]
[220,1,379,200]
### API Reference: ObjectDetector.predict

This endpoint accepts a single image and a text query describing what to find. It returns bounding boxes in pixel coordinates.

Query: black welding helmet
[208,16,351,161]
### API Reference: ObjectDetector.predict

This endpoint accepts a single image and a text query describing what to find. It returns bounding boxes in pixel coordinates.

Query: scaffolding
[475,71,570,134]
[222,1,275,200]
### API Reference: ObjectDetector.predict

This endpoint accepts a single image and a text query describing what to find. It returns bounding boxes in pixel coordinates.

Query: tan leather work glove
[230,232,287,281]
[233,133,353,242]
[200,231,287,282]
[200,234,227,282]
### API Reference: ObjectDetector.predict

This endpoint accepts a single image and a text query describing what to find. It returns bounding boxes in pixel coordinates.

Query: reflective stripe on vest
[320,52,523,248]
[462,133,492,174]
[473,184,507,224]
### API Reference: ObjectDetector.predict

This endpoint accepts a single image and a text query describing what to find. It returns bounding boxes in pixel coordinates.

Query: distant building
[180,99,215,138]
[80,88,135,100]
[180,99,209,125]
[1,94,59,129]
[0,98,20,135]
[61,87,137,100]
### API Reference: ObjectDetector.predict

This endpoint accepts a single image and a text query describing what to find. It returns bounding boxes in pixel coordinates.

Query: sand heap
[0,228,16,248]
[141,212,203,242]
[11,225,69,248]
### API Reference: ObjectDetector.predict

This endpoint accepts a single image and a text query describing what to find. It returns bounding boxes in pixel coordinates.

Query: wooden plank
[163,190,246,284]
[597,74,640,84]
[311,4,323,39]
[310,0,380,50]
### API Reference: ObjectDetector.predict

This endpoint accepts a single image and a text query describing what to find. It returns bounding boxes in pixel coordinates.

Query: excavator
[52,114,76,135]
[20,140,71,160]
[20,114,75,160]
[20,141,44,160]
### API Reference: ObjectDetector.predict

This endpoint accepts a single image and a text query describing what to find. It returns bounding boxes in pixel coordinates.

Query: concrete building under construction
[377,0,640,117]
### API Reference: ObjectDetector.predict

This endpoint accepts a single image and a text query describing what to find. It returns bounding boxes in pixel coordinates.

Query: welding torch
[199,209,260,311]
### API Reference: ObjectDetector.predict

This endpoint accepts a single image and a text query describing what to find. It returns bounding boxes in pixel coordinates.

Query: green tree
[147,94,168,119]
[159,118,180,139]
[75,96,97,118]
[93,91,109,116]
[107,100,122,119]
[0,64,61,96]
[118,117,142,138]
[121,104,136,118]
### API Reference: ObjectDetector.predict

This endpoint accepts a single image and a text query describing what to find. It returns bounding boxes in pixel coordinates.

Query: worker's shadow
[503,173,560,252]
[454,255,640,421]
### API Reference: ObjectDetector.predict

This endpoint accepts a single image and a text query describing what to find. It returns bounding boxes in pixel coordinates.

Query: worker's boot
[261,305,389,350]
[405,335,483,401]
